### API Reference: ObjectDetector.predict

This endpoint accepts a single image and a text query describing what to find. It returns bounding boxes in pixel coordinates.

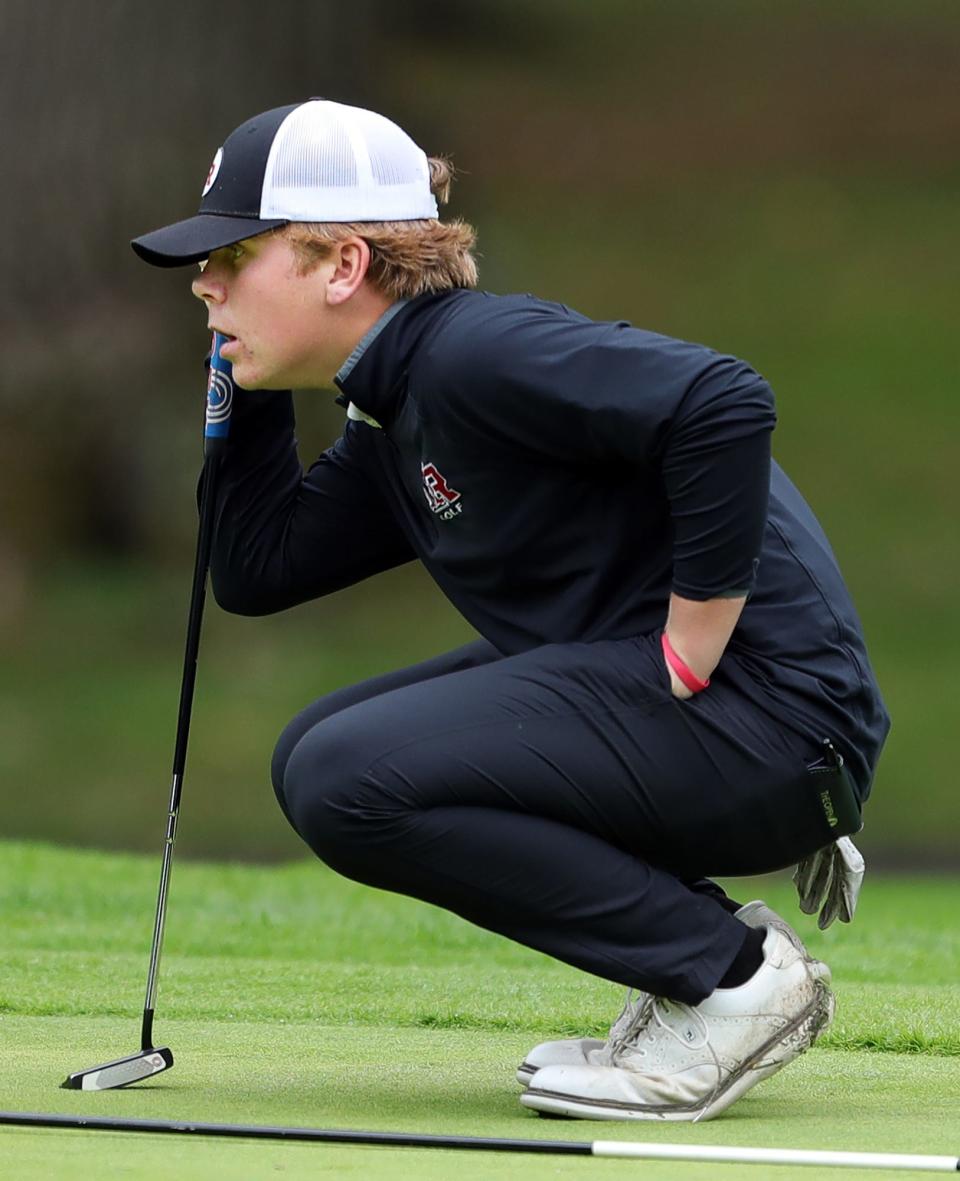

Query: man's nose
[191,269,225,304]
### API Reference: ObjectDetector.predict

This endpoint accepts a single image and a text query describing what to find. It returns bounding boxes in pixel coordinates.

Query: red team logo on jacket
[421,463,463,519]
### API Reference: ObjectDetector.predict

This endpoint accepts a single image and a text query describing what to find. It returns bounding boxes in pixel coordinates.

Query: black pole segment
[140,1009,155,1053]
[0,1112,591,1155]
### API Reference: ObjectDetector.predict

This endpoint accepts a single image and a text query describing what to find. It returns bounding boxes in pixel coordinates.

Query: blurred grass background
[0,0,956,863]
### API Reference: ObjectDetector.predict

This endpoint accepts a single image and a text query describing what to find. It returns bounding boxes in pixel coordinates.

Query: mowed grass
[1,842,958,1180]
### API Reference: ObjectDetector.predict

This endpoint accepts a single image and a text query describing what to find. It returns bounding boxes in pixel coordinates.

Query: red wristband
[661,632,711,694]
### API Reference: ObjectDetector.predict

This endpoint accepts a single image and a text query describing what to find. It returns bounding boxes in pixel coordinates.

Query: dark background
[1,0,956,863]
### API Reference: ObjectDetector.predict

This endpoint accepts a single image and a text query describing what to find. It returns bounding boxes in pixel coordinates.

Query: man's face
[191,232,337,389]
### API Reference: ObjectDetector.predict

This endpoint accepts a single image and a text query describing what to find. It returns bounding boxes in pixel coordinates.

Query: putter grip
[205,331,234,456]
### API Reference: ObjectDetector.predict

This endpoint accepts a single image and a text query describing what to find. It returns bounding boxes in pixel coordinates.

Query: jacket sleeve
[655,355,774,600]
[206,390,414,616]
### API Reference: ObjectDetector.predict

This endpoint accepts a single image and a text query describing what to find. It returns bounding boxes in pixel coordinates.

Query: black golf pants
[272,633,832,1005]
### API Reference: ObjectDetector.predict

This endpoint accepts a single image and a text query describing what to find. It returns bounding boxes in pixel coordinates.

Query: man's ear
[326,237,371,306]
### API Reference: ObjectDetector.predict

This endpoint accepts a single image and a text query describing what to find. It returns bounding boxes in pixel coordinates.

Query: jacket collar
[335,299,409,386]
[333,290,462,427]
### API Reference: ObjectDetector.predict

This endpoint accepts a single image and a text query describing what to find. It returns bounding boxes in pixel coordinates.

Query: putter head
[61,1047,173,1090]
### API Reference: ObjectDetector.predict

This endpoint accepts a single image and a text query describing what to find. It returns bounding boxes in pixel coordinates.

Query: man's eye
[230,245,245,262]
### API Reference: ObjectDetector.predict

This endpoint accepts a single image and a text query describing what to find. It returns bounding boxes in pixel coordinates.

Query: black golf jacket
[208,289,890,795]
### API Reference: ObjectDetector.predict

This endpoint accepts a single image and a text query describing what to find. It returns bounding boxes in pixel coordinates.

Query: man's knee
[271,714,304,801]
[270,694,348,807]
[279,719,400,870]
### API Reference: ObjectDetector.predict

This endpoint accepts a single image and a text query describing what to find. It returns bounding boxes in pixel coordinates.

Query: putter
[62,334,234,1090]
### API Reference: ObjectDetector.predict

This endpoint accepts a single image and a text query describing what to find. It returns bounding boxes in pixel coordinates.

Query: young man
[132,99,889,1122]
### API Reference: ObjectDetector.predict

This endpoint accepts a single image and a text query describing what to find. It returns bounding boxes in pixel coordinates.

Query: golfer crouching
[132,99,889,1122]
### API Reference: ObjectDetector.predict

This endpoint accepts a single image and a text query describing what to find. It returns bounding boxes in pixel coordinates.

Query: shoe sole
[520,979,834,1122]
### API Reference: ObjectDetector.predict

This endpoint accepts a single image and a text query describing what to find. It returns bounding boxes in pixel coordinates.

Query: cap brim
[130,214,288,268]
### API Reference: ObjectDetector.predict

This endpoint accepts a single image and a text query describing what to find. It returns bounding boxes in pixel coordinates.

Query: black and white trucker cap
[131,100,439,268]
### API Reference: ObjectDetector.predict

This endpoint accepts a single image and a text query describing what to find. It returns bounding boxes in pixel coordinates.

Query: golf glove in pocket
[793,836,865,929]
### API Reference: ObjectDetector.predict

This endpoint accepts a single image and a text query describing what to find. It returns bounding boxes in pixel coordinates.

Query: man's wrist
[665,660,694,699]
[661,631,711,694]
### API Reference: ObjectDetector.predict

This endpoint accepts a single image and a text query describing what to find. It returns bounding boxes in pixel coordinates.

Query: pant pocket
[661,739,864,878]
[738,739,862,873]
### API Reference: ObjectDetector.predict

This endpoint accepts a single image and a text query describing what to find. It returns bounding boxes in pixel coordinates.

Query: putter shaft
[62,338,232,1090]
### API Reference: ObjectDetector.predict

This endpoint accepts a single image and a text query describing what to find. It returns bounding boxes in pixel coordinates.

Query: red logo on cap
[202,148,224,198]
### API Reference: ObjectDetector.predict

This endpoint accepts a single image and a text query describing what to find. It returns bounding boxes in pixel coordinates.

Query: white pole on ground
[594,1141,959,1172]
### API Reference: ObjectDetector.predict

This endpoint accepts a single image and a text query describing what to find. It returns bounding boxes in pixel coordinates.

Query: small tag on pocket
[807,739,863,839]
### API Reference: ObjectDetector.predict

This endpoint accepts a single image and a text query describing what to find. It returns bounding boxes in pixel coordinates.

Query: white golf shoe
[515,899,821,1086]
[514,992,641,1088]
[520,926,833,1122]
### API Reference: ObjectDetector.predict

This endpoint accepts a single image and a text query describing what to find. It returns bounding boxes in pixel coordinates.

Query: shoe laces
[611,996,724,1123]
[608,988,649,1043]
[650,998,713,1053]
[616,996,712,1055]
[607,992,655,1057]
[587,989,649,1067]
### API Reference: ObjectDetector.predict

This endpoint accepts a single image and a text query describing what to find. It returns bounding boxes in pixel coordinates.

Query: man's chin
[229,362,267,390]
[232,356,324,391]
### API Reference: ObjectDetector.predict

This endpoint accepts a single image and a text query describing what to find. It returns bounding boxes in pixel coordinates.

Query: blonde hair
[283,157,478,301]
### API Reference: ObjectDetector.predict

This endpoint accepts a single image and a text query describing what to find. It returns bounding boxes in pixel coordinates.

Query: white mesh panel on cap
[260,100,439,222]
[270,116,358,190]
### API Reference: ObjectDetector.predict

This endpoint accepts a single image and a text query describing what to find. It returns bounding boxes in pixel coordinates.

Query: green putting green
[1,842,957,1179]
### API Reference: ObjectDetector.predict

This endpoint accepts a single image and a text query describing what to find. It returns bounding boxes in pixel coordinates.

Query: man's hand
[793,836,865,929]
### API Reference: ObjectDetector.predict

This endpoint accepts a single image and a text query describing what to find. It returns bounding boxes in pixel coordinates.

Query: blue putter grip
[205,332,234,456]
